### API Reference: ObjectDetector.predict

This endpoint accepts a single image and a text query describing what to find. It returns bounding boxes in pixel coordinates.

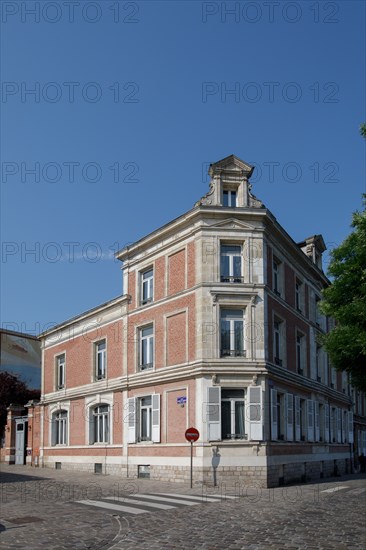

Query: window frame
[272,257,282,296]
[138,324,154,371]
[92,404,110,444]
[53,410,68,446]
[296,331,306,376]
[273,317,285,367]
[220,308,246,358]
[140,267,154,305]
[295,278,303,313]
[94,339,107,380]
[56,353,65,390]
[220,243,243,283]
[223,189,237,207]
[221,389,247,440]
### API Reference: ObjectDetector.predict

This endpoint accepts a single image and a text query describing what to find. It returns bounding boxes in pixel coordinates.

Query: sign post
[185,427,199,488]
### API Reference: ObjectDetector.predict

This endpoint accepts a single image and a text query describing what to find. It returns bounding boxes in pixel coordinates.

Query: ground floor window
[53,410,67,445]
[92,405,109,444]
[221,389,246,440]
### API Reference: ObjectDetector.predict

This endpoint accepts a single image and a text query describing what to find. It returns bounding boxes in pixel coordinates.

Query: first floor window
[93,405,109,443]
[56,354,65,389]
[139,325,154,370]
[273,258,282,296]
[296,332,305,375]
[273,319,283,366]
[221,309,245,357]
[95,340,106,380]
[221,389,246,440]
[220,244,242,283]
[295,279,303,312]
[53,410,67,445]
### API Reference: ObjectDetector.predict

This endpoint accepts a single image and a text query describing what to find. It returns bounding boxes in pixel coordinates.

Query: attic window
[223,190,237,207]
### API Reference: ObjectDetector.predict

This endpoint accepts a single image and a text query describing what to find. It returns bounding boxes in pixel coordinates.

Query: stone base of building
[39,457,351,488]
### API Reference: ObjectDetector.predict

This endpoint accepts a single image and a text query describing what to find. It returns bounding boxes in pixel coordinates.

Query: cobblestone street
[0,465,365,549]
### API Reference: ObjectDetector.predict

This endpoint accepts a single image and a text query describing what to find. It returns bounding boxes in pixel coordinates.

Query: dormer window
[223,190,237,207]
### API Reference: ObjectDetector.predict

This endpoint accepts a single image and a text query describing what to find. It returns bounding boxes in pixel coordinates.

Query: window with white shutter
[151,394,160,443]
[127,397,136,443]
[348,411,354,444]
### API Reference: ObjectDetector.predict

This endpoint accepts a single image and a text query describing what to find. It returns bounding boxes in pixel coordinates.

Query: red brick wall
[168,250,185,295]
[127,295,195,373]
[155,257,165,300]
[267,244,273,288]
[284,263,295,307]
[187,242,196,288]
[167,311,187,366]
[43,321,123,393]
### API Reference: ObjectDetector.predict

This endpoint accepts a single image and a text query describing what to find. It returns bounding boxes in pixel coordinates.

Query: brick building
[21,155,366,486]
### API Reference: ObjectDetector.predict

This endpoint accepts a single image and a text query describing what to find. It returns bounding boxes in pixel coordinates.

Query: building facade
[26,155,365,487]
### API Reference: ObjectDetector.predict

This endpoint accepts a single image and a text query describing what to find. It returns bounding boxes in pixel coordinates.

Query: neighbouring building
[12,155,366,486]
[0,329,41,465]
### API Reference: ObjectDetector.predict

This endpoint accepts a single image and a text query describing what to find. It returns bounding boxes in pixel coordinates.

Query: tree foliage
[0,372,40,438]
[320,197,366,390]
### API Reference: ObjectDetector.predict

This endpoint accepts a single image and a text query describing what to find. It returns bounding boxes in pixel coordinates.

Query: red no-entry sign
[185,427,199,442]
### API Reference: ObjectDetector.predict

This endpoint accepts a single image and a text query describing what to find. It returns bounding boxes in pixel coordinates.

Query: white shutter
[348,411,354,444]
[330,407,335,442]
[127,397,136,443]
[151,394,160,443]
[286,393,294,441]
[315,401,320,442]
[207,386,221,441]
[271,389,278,441]
[363,432,366,454]
[324,404,330,443]
[337,408,342,443]
[248,386,263,441]
[295,396,301,441]
[323,351,329,385]
[307,399,314,442]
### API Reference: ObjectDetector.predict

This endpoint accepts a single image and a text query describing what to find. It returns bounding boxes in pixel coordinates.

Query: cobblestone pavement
[0,465,365,549]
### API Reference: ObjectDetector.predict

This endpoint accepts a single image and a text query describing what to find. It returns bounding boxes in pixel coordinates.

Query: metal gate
[15,418,27,465]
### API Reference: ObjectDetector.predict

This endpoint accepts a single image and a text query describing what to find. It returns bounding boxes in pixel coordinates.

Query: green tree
[0,372,40,439]
[360,123,366,138]
[320,197,366,391]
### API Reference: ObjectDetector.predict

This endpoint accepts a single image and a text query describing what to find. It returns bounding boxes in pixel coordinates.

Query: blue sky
[1,0,365,334]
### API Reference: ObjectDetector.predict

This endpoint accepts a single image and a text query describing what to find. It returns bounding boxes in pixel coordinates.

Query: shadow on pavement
[0,470,52,484]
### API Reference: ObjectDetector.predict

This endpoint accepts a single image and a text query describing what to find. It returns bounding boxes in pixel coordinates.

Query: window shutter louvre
[127,397,137,443]
[307,400,314,442]
[348,411,354,444]
[295,396,301,441]
[151,394,160,443]
[314,401,320,442]
[248,386,263,441]
[286,393,294,441]
[207,387,221,441]
[271,389,278,440]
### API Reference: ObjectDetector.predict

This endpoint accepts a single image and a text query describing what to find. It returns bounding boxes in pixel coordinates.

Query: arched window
[91,405,110,444]
[52,410,67,445]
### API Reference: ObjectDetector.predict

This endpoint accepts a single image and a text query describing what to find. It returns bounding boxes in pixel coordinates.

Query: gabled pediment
[207,218,256,231]
[209,155,254,176]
